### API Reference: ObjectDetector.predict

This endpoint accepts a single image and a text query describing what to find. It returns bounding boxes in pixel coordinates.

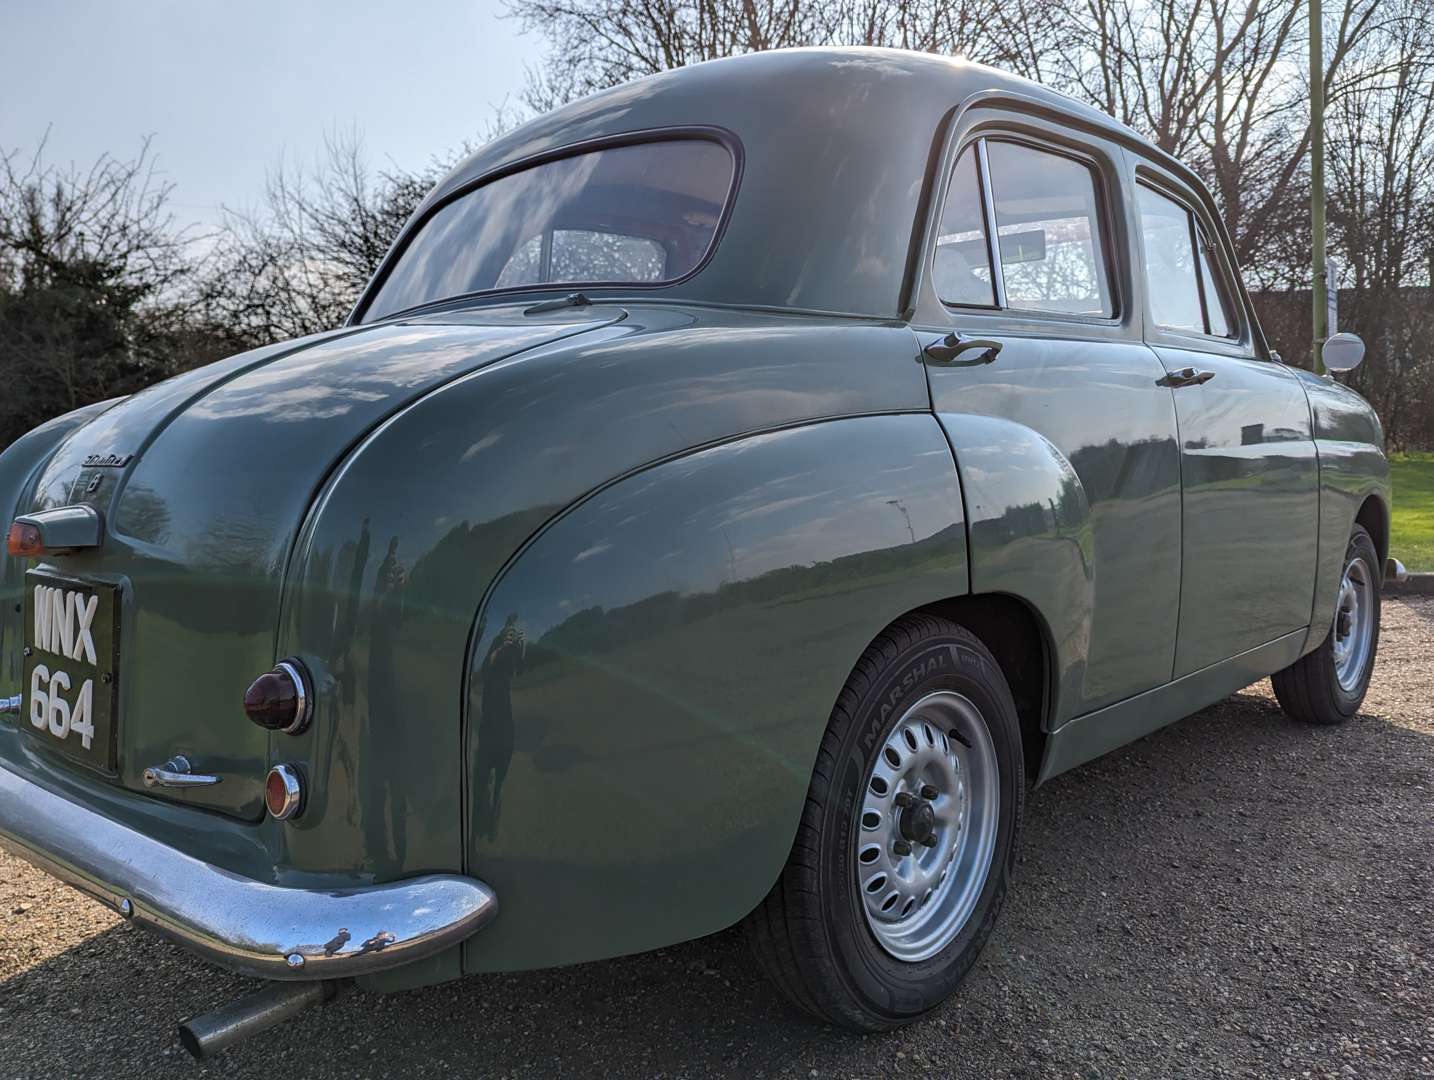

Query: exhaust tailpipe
[178,980,339,1060]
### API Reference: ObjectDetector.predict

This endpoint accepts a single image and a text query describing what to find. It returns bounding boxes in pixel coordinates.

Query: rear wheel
[1272,525,1381,725]
[743,614,1024,1030]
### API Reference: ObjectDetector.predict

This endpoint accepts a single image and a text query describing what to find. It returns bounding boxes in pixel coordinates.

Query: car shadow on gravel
[5,680,1431,1079]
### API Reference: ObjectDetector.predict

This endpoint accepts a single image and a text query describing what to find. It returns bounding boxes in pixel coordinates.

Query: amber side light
[6,521,43,558]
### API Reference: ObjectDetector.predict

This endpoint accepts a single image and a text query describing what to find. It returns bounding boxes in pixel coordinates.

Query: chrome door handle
[0,695,19,715]
[922,332,1003,366]
[142,755,222,788]
[1157,367,1216,388]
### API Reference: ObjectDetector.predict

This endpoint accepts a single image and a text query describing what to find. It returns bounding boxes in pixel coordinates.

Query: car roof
[367,49,1154,320]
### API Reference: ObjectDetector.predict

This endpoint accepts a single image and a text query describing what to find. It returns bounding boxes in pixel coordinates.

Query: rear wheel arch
[914,593,1053,783]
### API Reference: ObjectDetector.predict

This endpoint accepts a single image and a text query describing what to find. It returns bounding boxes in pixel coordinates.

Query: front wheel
[1272,524,1381,725]
[743,614,1024,1030]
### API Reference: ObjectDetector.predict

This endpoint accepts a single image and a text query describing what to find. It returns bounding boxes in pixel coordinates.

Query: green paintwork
[462,415,966,971]
[1154,347,1320,676]
[1288,368,1391,655]
[1037,628,1309,782]
[0,49,1389,990]
[1,398,123,702]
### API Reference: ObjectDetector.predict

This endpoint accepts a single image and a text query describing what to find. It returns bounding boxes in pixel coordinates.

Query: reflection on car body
[0,47,1389,1055]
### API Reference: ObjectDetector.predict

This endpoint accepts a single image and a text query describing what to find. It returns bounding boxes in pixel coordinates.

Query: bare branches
[3,5,1434,448]
[505,0,1063,110]
[0,132,191,306]
[196,130,439,342]
[0,136,204,446]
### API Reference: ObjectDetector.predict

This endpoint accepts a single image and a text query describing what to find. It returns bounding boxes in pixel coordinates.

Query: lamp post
[1310,0,1327,374]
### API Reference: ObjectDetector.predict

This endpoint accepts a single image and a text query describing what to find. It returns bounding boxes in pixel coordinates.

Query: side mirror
[1322,332,1366,372]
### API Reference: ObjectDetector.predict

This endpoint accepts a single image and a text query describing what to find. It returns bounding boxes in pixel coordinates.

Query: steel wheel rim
[855,690,999,962]
[1332,556,1375,692]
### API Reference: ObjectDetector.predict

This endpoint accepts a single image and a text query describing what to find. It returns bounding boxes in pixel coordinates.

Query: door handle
[921,332,1003,366]
[1157,366,1216,388]
[142,755,222,788]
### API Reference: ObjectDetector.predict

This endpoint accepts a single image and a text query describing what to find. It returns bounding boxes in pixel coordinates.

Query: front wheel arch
[1355,494,1389,571]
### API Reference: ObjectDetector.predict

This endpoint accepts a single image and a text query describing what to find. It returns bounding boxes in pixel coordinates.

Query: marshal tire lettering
[875,650,950,728]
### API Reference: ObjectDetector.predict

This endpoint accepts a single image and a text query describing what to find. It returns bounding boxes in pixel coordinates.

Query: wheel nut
[920,785,939,801]
[893,839,912,856]
[894,792,915,808]
[920,834,938,848]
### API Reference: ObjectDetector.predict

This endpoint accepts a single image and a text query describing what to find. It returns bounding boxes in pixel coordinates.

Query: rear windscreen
[363,139,735,321]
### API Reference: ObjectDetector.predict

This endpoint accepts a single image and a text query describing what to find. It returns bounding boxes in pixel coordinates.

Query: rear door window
[984,141,1113,317]
[933,138,1114,318]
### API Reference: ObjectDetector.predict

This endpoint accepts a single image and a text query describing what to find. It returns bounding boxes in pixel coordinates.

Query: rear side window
[1137,183,1236,337]
[363,139,734,321]
[934,138,1113,318]
[933,147,997,307]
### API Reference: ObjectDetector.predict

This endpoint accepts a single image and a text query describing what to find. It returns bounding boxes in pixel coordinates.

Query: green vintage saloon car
[0,48,1390,1052]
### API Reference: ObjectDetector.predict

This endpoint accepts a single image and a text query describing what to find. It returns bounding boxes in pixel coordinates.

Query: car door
[915,122,1184,725]
[1130,168,1320,677]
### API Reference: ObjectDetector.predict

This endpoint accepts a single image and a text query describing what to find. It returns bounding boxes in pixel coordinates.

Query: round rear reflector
[265,764,304,820]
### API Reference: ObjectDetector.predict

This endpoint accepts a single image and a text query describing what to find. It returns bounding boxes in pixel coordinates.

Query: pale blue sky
[1,0,531,227]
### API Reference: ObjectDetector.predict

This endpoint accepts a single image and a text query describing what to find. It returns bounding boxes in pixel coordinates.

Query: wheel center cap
[899,800,936,843]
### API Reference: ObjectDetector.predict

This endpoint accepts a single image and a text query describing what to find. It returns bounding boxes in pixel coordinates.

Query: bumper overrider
[0,762,497,979]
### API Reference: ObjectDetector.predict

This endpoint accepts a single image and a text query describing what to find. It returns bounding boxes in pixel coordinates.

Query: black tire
[1272,525,1381,725]
[743,613,1024,1030]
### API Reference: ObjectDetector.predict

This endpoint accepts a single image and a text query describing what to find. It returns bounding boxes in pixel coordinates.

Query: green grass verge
[1390,452,1434,572]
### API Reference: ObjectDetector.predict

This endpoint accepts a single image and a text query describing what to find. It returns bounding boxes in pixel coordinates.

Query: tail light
[6,506,102,557]
[243,661,311,734]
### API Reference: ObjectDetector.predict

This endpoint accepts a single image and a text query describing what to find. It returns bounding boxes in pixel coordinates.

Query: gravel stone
[2,597,1431,1078]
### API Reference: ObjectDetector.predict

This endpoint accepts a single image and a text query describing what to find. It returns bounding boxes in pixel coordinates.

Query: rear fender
[936,415,1093,726]
[461,414,967,971]
[0,399,126,698]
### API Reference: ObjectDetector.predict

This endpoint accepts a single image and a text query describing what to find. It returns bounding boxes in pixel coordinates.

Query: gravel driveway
[3,598,1431,1080]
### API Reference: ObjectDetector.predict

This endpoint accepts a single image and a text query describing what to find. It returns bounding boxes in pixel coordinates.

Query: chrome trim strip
[265,763,303,819]
[975,139,1007,308]
[0,762,497,979]
[275,660,311,734]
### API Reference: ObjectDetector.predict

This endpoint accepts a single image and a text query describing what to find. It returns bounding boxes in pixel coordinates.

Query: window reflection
[933,146,996,307]
[365,140,733,320]
[1137,184,1203,332]
[985,141,1112,317]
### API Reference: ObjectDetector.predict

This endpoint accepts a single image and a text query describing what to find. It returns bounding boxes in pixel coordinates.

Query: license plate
[21,571,120,773]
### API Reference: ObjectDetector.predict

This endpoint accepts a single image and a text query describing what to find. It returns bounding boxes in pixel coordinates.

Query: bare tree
[1325,0,1434,448]
[507,0,1064,112]
[0,134,199,447]
[197,131,439,343]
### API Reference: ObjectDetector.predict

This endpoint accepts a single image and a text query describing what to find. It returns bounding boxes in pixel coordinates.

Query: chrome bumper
[0,763,497,980]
